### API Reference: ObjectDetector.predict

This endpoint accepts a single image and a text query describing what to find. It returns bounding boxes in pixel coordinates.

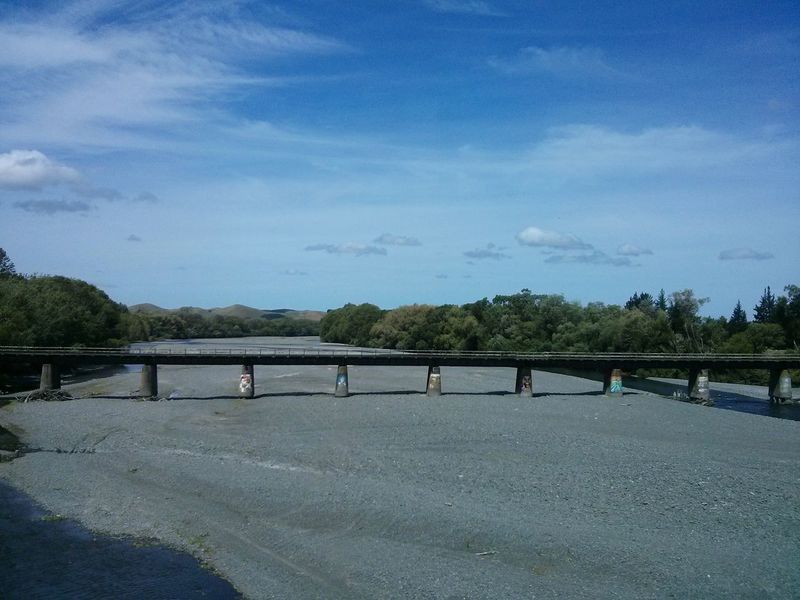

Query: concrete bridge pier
[426,366,442,396]
[515,366,533,397]
[39,363,61,391]
[239,364,255,398]
[140,363,158,398]
[768,369,793,404]
[603,368,623,397]
[688,368,711,405]
[335,365,349,397]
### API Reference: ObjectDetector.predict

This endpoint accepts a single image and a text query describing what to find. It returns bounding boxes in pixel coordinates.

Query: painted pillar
[603,368,623,398]
[239,364,255,398]
[39,363,61,391]
[768,369,793,404]
[335,364,349,397]
[515,366,533,397]
[426,365,442,396]
[140,363,158,398]
[688,368,711,405]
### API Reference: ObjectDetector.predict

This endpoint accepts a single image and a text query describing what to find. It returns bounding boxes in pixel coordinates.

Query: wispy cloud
[435,273,449,279]
[127,234,142,242]
[305,243,387,256]
[0,3,350,150]
[516,226,592,250]
[718,248,774,261]
[282,268,308,276]
[488,46,620,79]
[13,199,94,214]
[374,233,422,246]
[617,243,653,256]
[0,149,80,189]
[463,242,510,260]
[545,250,634,267]
[422,0,505,16]
[132,191,160,203]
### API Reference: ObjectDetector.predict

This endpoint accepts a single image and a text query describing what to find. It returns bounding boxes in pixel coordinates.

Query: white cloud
[488,46,619,79]
[0,149,81,190]
[545,250,634,267]
[516,226,592,250]
[374,233,421,246]
[527,125,784,176]
[617,243,653,256]
[718,248,774,261]
[305,243,387,257]
[423,0,505,16]
[13,198,94,214]
[463,242,510,260]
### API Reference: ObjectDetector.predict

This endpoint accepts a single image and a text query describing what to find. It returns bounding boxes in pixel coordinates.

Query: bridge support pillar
[515,366,533,397]
[335,365,349,397]
[768,369,793,404]
[688,368,711,405]
[40,363,61,391]
[239,364,255,398]
[603,369,623,398]
[426,366,442,396]
[140,363,158,398]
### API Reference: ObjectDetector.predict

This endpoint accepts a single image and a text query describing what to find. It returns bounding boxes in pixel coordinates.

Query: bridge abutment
[688,368,711,405]
[515,366,533,397]
[768,369,793,404]
[426,366,442,396]
[239,364,255,398]
[603,368,623,397]
[140,363,158,398]
[335,365,349,397]
[39,363,61,391]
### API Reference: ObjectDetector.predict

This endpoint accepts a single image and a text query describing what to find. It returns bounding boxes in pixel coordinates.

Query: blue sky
[1,1,798,316]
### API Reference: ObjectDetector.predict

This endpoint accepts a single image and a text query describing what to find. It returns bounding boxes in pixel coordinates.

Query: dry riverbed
[1,338,799,598]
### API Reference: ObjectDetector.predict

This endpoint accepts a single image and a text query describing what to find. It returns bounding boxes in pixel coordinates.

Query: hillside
[129,303,325,322]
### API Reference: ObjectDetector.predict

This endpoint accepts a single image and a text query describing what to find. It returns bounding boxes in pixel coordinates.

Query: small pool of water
[0,479,241,599]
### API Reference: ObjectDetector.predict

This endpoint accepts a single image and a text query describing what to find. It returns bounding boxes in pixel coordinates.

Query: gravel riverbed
[1,338,799,598]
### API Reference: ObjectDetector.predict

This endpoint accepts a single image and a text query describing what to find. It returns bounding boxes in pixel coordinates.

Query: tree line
[320,287,800,383]
[0,248,319,348]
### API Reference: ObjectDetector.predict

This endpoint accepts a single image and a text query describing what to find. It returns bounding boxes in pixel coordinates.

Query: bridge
[0,345,796,404]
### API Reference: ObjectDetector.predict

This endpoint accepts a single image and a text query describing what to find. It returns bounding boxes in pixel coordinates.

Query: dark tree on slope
[0,247,16,278]
[728,300,748,335]
[753,286,776,323]
[625,292,655,312]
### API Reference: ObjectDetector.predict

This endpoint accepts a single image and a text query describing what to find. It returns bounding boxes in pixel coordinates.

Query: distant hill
[129,303,325,322]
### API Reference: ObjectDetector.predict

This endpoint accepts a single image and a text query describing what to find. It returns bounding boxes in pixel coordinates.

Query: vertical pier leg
[515,366,533,397]
[239,364,255,398]
[335,364,349,397]
[140,363,158,398]
[688,368,711,405]
[768,369,793,404]
[40,363,61,391]
[426,366,442,396]
[603,368,623,398]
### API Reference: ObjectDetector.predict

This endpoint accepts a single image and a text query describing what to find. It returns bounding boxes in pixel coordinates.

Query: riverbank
[1,338,799,598]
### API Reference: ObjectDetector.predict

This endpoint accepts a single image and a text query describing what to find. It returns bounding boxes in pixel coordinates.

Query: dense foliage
[320,287,800,382]
[0,248,319,347]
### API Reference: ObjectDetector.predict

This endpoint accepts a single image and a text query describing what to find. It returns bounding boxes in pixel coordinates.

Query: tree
[727,300,748,335]
[753,286,776,323]
[0,247,16,278]
[625,292,656,313]
[667,289,708,351]
[656,289,668,312]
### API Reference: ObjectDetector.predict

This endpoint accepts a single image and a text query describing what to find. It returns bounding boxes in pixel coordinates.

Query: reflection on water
[712,392,800,422]
[0,480,241,599]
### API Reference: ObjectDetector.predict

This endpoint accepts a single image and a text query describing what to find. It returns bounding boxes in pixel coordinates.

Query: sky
[0,0,798,316]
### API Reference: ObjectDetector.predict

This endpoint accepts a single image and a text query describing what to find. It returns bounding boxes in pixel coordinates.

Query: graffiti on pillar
[239,373,252,394]
[336,374,348,387]
[610,379,623,394]
[521,375,532,392]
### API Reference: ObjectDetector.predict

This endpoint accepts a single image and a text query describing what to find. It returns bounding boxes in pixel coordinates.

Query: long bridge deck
[1,345,796,403]
[2,346,799,369]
